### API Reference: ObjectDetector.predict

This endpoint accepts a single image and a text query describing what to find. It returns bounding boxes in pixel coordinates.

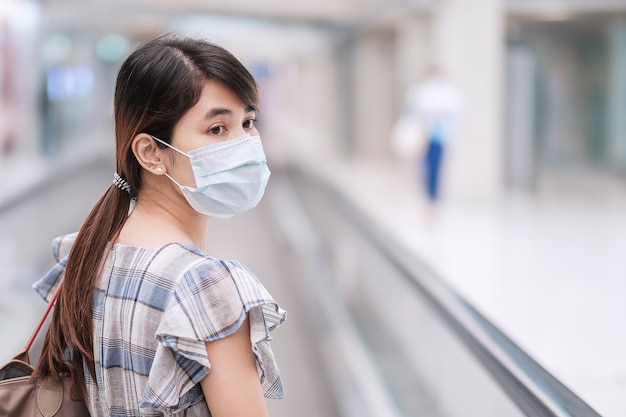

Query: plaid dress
[34,233,286,416]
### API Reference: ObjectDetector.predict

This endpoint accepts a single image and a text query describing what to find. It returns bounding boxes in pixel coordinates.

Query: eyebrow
[202,106,256,120]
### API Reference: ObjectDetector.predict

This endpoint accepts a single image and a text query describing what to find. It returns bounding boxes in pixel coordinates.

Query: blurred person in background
[31,34,286,417]
[396,67,463,207]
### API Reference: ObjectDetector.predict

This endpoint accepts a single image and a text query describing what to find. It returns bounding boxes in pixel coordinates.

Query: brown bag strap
[23,289,60,354]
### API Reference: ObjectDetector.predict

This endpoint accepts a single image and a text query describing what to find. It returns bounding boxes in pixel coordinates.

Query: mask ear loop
[163,172,185,188]
[150,135,191,189]
[151,135,190,157]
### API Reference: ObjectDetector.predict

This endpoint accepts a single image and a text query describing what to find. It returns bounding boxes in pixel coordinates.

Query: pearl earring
[156,167,163,172]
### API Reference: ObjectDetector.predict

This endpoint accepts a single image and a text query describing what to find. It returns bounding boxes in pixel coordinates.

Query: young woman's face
[166,79,258,187]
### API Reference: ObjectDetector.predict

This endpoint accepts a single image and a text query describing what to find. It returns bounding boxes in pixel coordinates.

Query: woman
[32,34,286,416]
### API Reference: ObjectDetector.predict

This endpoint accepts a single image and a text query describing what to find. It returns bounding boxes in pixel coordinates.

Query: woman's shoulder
[113,241,241,273]
[113,241,259,292]
[169,246,261,292]
[155,246,277,317]
[32,233,78,301]
[146,251,286,410]
[51,232,78,261]
[46,233,248,281]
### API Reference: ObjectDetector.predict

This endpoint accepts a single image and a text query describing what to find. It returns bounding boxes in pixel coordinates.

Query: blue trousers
[423,140,444,201]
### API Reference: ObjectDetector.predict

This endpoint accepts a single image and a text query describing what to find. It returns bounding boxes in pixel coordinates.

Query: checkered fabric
[34,233,286,416]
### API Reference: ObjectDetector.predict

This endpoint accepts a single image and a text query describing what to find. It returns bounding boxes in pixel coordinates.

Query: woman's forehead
[191,81,253,117]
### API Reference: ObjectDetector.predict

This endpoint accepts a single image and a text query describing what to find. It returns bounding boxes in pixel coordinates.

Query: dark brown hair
[33,34,258,399]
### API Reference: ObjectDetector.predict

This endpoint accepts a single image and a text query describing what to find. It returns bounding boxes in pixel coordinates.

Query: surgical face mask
[152,133,270,218]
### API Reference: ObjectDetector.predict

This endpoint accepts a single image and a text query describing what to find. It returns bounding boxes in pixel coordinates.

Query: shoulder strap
[23,289,60,353]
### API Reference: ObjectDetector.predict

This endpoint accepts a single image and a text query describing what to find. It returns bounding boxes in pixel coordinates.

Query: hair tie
[113,172,132,193]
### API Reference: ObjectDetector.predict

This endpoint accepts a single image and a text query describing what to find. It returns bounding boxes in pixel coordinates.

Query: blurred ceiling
[39,0,434,31]
[35,0,437,61]
[36,0,626,36]
[32,0,626,61]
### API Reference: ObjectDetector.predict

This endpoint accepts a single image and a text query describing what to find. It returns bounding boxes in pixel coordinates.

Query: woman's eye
[210,125,224,135]
[243,119,256,129]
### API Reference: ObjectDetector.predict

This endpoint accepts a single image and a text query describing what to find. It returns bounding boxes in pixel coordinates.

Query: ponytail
[33,183,132,400]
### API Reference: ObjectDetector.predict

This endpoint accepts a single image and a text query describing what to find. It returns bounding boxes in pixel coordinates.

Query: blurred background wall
[2,0,626,204]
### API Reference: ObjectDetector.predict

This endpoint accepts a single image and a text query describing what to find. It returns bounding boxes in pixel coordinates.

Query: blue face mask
[152,133,270,218]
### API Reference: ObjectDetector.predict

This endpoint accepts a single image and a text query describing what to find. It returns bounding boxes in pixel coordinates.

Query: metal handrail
[286,164,601,417]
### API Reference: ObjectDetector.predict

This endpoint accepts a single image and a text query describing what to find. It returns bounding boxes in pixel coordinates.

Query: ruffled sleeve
[140,258,287,412]
[32,233,78,302]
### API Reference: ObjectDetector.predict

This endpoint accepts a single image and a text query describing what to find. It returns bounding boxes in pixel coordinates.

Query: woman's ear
[132,134,165,174]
